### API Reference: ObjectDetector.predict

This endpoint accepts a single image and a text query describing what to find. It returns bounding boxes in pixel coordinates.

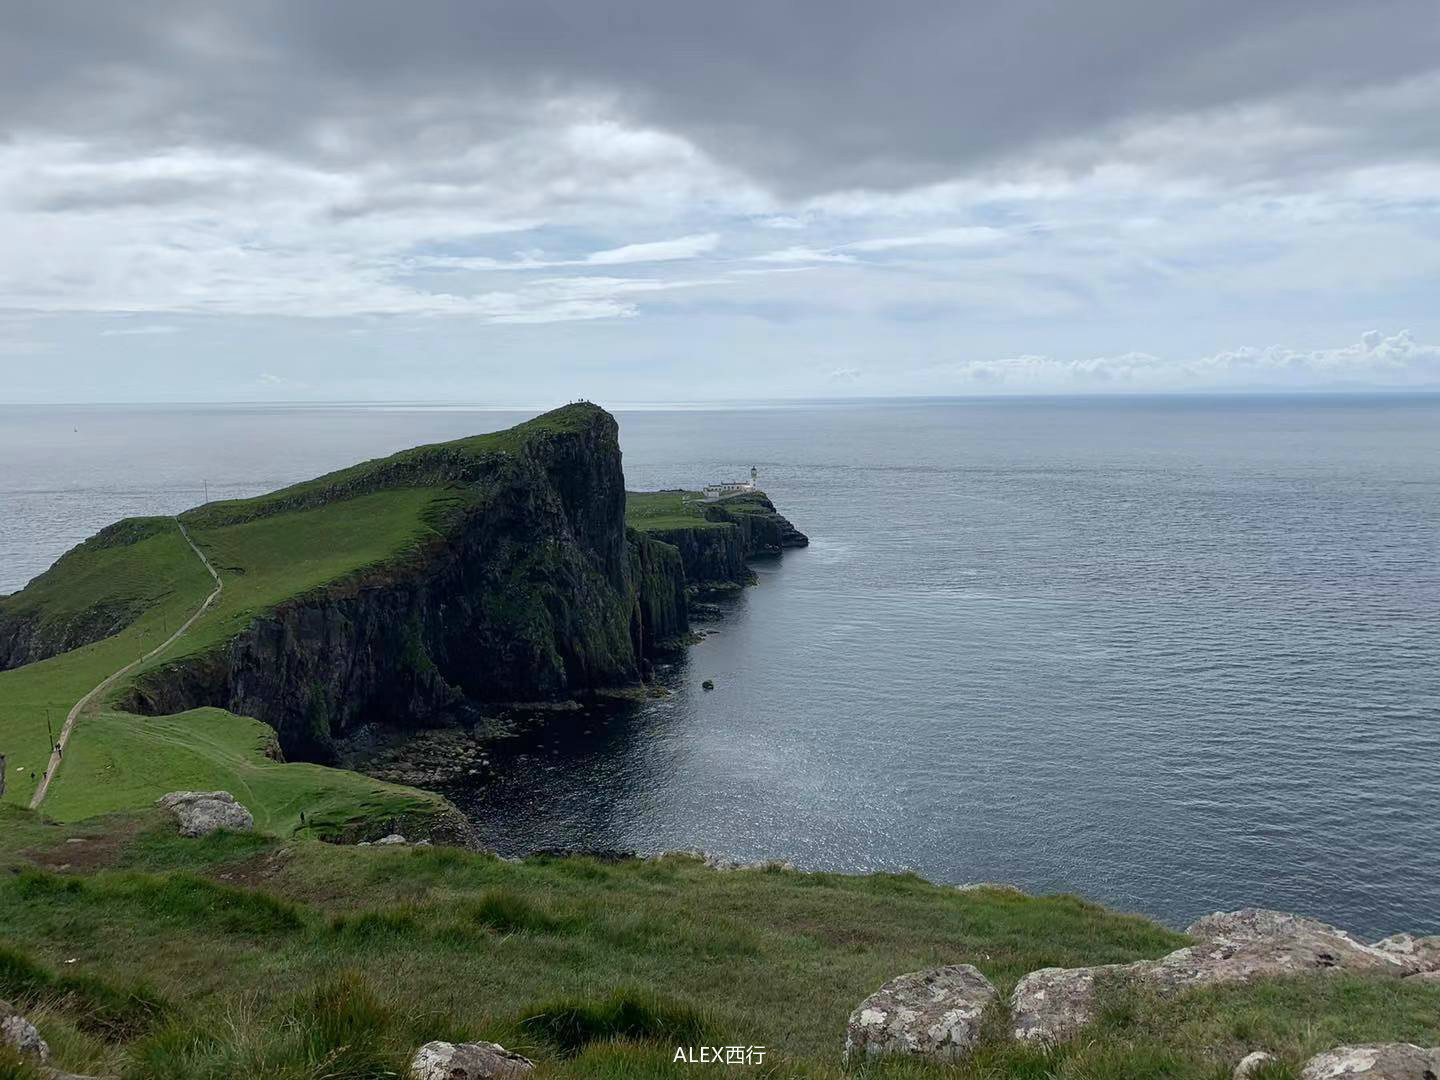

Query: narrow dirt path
[29,518,222,811]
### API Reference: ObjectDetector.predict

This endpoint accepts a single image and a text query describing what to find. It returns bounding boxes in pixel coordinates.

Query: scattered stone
[1,998,50,1061]
[1235,1051,1280,1078]
[374,833,408,845]
[1372,933,1440,975]
[1011,964,1128,1042]
[155,791,254,838]
[843,964,997,1063]
[1299,1044,1440,1079]
[1012,908,1416,1042]
[410,1039,534,1079]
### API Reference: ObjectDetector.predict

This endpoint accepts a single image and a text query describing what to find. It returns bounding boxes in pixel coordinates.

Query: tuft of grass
[0,943,168,1040]
[8,867,304,937]
[518,988,715,1056]
[456,889,568,936]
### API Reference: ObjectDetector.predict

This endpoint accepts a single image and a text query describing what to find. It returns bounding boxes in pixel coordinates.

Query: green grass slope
[1,809,1437,1079]
[0,412,559,823]
[625,490,729,533]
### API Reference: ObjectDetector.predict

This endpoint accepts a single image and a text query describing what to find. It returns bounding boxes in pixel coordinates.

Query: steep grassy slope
[2,808,1438,1079]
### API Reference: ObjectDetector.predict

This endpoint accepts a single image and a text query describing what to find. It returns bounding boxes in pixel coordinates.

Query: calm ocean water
[3,396,1437,935]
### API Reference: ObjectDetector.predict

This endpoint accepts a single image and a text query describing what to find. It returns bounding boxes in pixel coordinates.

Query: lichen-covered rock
[155,791,254,837]
[410,1039,534,1079]
[374,833,407,845]
[1010,963,1135,1042]
[1235,1051,1280,1078]
[844,964,996,1063]
[1013,909,1417,1043]
[0,998,49,1061]
[1299,1044,1440,1079]
[1372,933,1440,975]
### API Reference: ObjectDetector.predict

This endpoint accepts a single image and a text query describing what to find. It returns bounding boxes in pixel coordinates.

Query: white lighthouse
[702,465,760,500]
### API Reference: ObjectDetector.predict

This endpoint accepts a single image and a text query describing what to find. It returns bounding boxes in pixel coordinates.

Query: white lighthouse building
[702,466,759,500]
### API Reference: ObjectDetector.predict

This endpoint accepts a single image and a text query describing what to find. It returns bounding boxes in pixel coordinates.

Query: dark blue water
[3,396,1437,935]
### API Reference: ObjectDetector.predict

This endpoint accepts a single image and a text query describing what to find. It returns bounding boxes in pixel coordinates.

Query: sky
[2,0,1439,403]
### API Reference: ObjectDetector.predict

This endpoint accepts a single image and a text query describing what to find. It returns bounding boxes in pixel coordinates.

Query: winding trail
[29,518,222,811]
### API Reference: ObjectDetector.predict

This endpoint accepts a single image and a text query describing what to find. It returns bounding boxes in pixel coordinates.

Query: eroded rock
[844,964,997,1063]
[410,1039,534,1079]
[1299,1043,1440,1079]
[1,998,49,1061]
[1373,934,1440,976]
[155,791,254,838]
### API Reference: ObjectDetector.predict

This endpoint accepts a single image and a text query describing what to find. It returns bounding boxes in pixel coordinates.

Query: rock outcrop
[843,965,996,1063]
[410,1040,534,1079]
[1012,908,1432,1043]
[640,491,808,597]
[156,791,255,837]
[1,998,48,1061]
[1299,1044,1440,1080]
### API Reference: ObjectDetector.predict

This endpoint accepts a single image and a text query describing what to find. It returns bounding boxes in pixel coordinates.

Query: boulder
[1404,970,1440,984]
[1372,933,1440,976]
[1186,910,1409,975]
[374,834,408,845]
[1012,909,1415,1042]
[155,791,254,838]
[410,1040,534,1079]
[1235,1051,1280,1078]
[844,964,997,1063]
[1011,964,1135,1042]
[1299,1044,1440,1079]
[1,998,49,1061]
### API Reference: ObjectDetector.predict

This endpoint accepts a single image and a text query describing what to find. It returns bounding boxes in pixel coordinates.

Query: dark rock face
[643,523,752,595]
[124,407,686,762]
[626,530,689,652]
[703,493,810,555]
[644,492,808,596]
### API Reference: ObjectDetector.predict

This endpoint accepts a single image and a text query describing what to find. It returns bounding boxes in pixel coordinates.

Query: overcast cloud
[1,0,1438,401]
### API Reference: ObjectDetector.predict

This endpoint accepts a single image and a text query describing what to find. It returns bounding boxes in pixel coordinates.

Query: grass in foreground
[3,806,1438,1079]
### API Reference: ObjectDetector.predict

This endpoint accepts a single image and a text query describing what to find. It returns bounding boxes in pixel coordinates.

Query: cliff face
[626,531,690,655]
[642,525,752,594]
[641,492,809,596]
[702,493,810,556]
[125,405,682,761]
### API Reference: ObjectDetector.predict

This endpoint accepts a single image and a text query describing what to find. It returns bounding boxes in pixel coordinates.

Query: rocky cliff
[121,405,688,761]
[632,491,808,596]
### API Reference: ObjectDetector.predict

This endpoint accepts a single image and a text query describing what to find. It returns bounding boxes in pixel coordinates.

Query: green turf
[0,519,214,809]
[1,809,1436,1079]
[624,490,730,532]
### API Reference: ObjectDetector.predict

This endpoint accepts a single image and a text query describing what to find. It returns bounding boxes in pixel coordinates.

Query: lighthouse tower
[749,465,758,490]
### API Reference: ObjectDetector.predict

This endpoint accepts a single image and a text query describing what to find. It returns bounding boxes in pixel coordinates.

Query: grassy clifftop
[3,807,1438,1079]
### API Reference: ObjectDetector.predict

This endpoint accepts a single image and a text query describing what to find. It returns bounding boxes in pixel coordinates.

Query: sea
[2,395,1437,936]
